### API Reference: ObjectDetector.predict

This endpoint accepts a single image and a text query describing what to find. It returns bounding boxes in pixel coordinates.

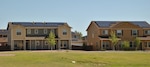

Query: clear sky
[0,0,150,36]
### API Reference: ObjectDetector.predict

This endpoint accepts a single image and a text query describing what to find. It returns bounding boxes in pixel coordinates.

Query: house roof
[0,29,8,35]
[10,22,65,27]
[94,21,150,28]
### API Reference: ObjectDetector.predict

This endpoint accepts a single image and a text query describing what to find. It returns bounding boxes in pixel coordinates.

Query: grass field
[0,50,150,67]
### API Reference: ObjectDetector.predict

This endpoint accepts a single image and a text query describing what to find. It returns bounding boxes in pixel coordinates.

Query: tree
[47,32,56,50]
[122,41,130,50]
[110,31,119,50]
[74,30,82,39]
[134,37,141,50]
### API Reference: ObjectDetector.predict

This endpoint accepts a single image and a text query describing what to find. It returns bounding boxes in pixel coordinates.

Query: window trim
[144,30,150,35]
[44,29,47,34]
[62,29,67,35]
[102,30,108,35]
[34,29,38,34]
[16,29,21,35]
[132,30,138,36]
[116,30,122,36]
[27,29,31,34]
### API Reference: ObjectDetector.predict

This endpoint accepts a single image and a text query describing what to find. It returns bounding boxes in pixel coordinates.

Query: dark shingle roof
[94,21,150,28]
[0,29,8,35]
[11,22,65,27]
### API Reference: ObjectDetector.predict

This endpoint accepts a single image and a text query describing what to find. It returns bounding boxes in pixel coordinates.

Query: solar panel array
[11,22,65,27]
[95,21,117,27]
[94,21,150,28]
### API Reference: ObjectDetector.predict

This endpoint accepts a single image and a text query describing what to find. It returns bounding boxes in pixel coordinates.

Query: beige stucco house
[7,22,72,50]
[87,21,150,50]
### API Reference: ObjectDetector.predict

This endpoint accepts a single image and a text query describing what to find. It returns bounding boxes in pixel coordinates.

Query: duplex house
[7,22,72,50]
[87,21,150,50]
[0,29,8,46]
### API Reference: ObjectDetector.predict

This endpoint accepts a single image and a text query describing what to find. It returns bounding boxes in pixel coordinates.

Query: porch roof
[99,37,121,40]
[137,36,150,40]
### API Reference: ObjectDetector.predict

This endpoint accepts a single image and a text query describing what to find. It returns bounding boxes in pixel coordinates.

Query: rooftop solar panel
[11,22,65,27]
[94,21,150,28]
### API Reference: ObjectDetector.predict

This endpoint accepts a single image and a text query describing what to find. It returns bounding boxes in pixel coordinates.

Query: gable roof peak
[93,21,150,28]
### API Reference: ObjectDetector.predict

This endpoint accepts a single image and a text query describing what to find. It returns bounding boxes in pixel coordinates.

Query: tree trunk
[51,46,53,50]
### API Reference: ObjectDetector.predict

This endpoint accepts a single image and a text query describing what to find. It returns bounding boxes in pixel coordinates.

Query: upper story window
[44,29,47,34]
[34,29,38,34]
[3,35,7,37]
[16,29,21,35]
[102,30,108,35]
[27,29,31,34]
[0,35,2,38]
[116,30,122,36]
[132,30,138,36]
[63,29,67,35]
[144,30,150,35]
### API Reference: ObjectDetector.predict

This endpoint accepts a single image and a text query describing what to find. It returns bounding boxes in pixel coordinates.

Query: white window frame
[16,29,21,35]
[27,29,31,34]
[34,29,38,34]
[102,30,108,35]
[62,29,67,35]
[132,30,138,36]
[44,41,48,45]
[144,30,150,35]
[44,29,47,34]
[116,30,122,36]
[35,41,40,46]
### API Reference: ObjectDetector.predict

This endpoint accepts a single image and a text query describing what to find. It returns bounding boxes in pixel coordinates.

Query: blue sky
[0,0,150,36]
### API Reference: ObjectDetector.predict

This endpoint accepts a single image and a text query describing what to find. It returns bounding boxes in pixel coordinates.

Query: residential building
[0,29,8,46]
[71,31,83,50]
[0,29,10,50]
[7,22,72,50]
[86,21,150,50]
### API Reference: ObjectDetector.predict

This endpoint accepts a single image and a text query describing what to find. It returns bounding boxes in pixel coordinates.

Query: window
[148,42,150,47]
[34,29,38,34]
[102,30,108,35]
[44,29,47,34]
[103,41,109,48]
[144,30,150,35]
[73,35,77,38]
[35,41,40,46]
[130,42,133,48]
[16,29,21,35]
[116,30,122,36]
[63,29,67,35]
[44,41,48,45]
[0,35,2,38]
[51,29,54,33]
[3,35,7,37]
[27,29,31,34]
[132,30,138,36]
[64,41,67,47]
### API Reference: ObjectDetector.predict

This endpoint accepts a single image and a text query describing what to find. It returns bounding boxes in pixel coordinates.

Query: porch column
[11,40,14,50]
[101,40,103,50]
[69,40,72,49]
[58,40,60,50]
[147,42,148,48]
[41,40,43,49]
[35,40,36,50]
[30,40,31,50]
[23,40,26,50]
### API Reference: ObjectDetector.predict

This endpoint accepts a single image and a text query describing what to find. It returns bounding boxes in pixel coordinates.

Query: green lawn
[0,50,150,67]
